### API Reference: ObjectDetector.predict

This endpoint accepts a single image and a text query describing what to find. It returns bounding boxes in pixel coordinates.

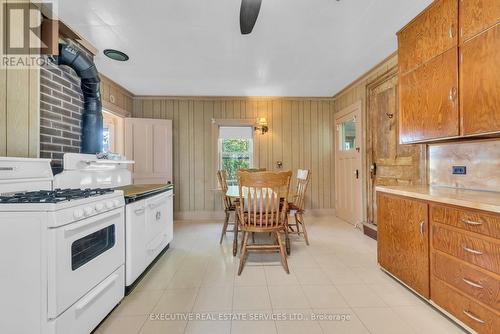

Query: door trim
[366,68,398,226]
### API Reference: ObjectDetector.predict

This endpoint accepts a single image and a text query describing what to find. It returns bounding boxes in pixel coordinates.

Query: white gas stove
[54,153,174,293]
[0,157,125,334]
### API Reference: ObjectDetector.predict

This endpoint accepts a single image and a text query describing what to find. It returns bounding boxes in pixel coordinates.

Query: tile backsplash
[429,140,500,192]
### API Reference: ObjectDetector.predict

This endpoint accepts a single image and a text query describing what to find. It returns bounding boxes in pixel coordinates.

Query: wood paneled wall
[100,74,134,117]
[0,0,40,158]
[133,97,335,214]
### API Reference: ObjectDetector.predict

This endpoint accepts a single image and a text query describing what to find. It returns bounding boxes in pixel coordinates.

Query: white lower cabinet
[125,189,174,287]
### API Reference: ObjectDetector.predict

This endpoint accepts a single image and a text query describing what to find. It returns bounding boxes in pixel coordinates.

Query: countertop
[376,185,500,214]
[115,183,173,198]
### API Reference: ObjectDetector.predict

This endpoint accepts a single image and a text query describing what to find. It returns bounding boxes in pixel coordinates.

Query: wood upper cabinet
[460,24,500,135]
[459,0,500,43]
[399,48,459,143]
[377,192,429,298]
[398,0,458,74]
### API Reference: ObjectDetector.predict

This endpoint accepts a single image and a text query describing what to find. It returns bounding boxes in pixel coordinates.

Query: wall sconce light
[255,117,268,135]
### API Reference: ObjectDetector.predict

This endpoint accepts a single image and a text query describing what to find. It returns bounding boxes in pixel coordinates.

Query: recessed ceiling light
[103,49,129,61]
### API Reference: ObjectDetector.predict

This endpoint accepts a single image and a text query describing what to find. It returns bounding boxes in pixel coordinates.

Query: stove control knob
[95,203,104,212]
[73,209,84,219]
[106,201,114,209]
[84,207,94,217]
[113,199,121,207]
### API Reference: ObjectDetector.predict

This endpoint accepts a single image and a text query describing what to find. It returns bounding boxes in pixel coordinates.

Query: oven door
[48,207,124,318]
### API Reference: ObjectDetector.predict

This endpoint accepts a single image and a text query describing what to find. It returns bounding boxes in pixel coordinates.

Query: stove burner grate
[0,188,114,204]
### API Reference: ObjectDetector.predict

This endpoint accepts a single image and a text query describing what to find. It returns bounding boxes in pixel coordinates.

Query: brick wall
[39,61,83,174]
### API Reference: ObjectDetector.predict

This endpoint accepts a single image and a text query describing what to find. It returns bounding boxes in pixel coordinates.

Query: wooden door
[335,102,362,226]
[460,24,500,136]
[377,192,430,298]
[459,0,500,43]
[367,70,426,227]
[124,118,173,184]
[399,47,459,143]
[397,0,458,74]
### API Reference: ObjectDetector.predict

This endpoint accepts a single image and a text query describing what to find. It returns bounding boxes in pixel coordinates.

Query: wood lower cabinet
[397,0,458,74]
[459,0,500,43]
[399,48,459,143]
[460,24,500,136]
[377,192,500,333]
[377,192,429,297]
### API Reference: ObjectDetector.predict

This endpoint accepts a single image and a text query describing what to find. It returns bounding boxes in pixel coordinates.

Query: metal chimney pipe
[55,42,103,154]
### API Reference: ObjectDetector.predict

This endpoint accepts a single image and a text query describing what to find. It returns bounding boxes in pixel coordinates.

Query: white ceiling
[56,0,432,96]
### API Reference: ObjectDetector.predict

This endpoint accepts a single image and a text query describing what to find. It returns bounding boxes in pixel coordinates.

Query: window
[338,118,356,151]
[218,126,253,186]
[102,110,125,154]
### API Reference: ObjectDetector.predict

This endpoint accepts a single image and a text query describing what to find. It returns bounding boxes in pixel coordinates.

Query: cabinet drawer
[431,276,499,334]
[432,223,500,274]
[397,0,458,74]
[431,204,500,239]
[432,251,500,311]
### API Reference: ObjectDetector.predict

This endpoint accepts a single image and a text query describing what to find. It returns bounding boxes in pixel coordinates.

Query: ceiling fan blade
[240,0,262,35]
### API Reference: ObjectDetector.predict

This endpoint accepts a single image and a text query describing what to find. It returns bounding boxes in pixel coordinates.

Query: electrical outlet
[452,166,466,175]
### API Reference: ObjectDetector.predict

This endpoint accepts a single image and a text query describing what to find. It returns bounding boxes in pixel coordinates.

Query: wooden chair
[217,170,237,244]
[236,170,292,275]
[287,169,311,245]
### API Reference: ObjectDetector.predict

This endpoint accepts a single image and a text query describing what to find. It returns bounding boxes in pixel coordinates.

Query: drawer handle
[461,219,483,226]
[462,310,485,324]
[134,207,145,215]
[462,278,483,289]
[463,246,483,255]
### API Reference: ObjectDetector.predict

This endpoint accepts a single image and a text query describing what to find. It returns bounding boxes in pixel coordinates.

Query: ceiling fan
[240,0,262,34]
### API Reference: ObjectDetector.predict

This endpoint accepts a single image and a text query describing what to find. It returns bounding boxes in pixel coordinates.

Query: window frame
[212,119,258,190]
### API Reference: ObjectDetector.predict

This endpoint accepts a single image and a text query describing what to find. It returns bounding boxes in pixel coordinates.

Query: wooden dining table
[225,185,291,256]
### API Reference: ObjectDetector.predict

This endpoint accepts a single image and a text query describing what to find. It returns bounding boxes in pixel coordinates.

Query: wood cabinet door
[377,193,429,298]
[460,24,500,136]
[399,48,459,143]
[459,0,500,43]
[398,0,458,74]
[124,118,173,184]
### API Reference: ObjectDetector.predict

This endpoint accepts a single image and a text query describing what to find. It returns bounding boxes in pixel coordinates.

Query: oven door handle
[75,272,120,312]
[64,210,121,235]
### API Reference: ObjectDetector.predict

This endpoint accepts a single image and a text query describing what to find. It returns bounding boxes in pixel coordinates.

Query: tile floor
[94,216,466,334]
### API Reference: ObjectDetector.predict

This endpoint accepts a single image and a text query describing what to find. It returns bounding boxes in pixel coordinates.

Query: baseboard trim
[174,209,336,221]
